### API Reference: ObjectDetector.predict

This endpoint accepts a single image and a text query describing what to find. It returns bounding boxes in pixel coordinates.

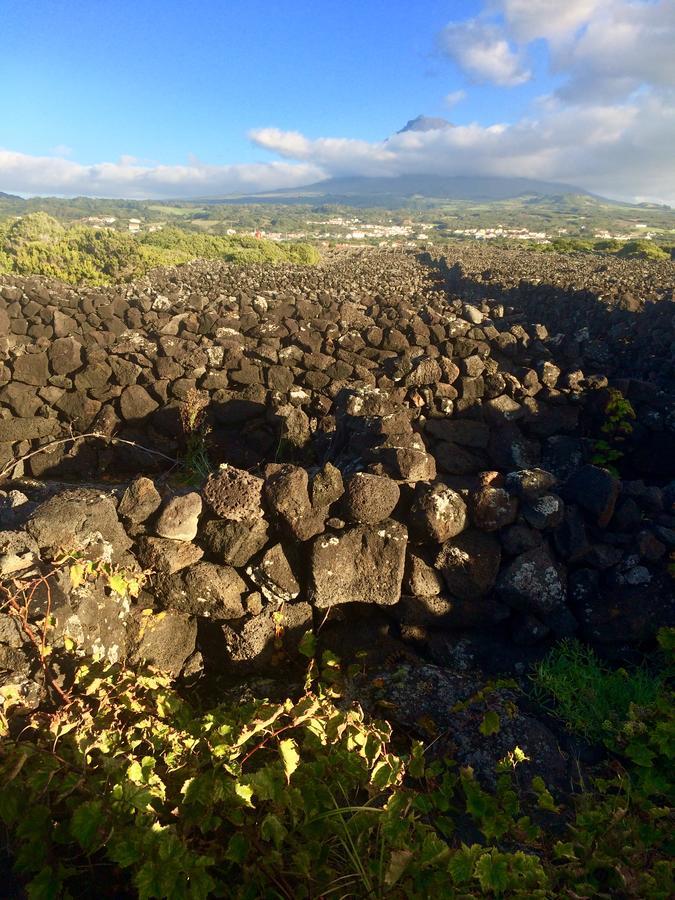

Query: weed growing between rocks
[179,390,212,485]
[591,388,637,475]
[0,630,672,899]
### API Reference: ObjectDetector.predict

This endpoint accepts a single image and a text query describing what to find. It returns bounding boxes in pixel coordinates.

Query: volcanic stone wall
[0,248,673,691]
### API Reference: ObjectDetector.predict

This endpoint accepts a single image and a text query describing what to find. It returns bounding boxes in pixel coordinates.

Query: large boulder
[310,521,408,608]
[26,489,132,562]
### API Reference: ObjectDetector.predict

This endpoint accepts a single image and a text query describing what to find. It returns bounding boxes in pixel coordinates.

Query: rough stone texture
[562,465,620,528]
[118,477,162,524]
[202,465,265,522]
[53,579,131,665]
[199,517,269,567]
[505,468,558,501]
[135,536,204,575]
[353,662,568,789]
[119,384,159,422]
[0,530,40,576]
[310,520,408,607]
[247,543,300,604]
[264,464,326,540]
[154,492,202,542]
[133,610,197,676]
[435,530,501,601]
[157,562,246,620]
[403,552,444,596]
[343,473,400,525]
[496,545,567,615]
[219,602,313,672]
[470,486,518,532]
[409,482,468,543]
[0,245,673,680]
[26,489,132,562]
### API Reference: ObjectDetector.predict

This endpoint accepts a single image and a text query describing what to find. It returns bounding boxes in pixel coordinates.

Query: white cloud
[444,89,467,107]
[555,0,675,100]
[496,0,608,42]
[438,19,530,86]
[0,149,324,199]
[249,91,675,203]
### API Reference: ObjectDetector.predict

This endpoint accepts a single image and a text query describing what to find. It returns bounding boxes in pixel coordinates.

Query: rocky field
[0,245,673,896]
[1,246,673,669]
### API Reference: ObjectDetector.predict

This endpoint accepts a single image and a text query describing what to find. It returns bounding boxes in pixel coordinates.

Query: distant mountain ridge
[250,174,600,205]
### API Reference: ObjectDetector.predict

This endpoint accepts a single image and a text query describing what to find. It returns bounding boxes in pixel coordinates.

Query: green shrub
[0,214,320,285]
[0,635,672,898]
[1,553,672,900]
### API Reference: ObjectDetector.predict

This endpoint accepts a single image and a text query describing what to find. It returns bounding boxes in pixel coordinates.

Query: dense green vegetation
[0,213,320,285]
[529,236,673,260]
[2,191,675,252]
[0,623,672,899]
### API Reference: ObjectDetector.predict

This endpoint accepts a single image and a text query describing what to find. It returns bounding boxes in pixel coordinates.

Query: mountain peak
[397,115,454,134]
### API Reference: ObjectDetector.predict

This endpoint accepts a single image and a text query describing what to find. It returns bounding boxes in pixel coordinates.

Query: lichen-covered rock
[409,482,468,543]
[435,530,501,601]
[522,493,565,530]
[247,543,301,604]
[470,485,518,532]
[505,468,558,501]
[496,545,566,615]
[310,521,407,607]
[53,578,132,665]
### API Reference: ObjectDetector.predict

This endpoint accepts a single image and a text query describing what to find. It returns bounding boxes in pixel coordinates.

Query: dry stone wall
[0,248,673,697]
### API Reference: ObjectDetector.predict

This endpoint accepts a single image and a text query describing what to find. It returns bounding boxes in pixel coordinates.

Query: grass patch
[531,639,663,743]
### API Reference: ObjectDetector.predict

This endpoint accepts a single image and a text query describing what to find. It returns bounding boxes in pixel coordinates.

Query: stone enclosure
[0,247,673,696]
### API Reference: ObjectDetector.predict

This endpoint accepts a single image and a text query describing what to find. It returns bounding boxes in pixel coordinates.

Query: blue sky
[2,0,553,163]
[1,1,673,202]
